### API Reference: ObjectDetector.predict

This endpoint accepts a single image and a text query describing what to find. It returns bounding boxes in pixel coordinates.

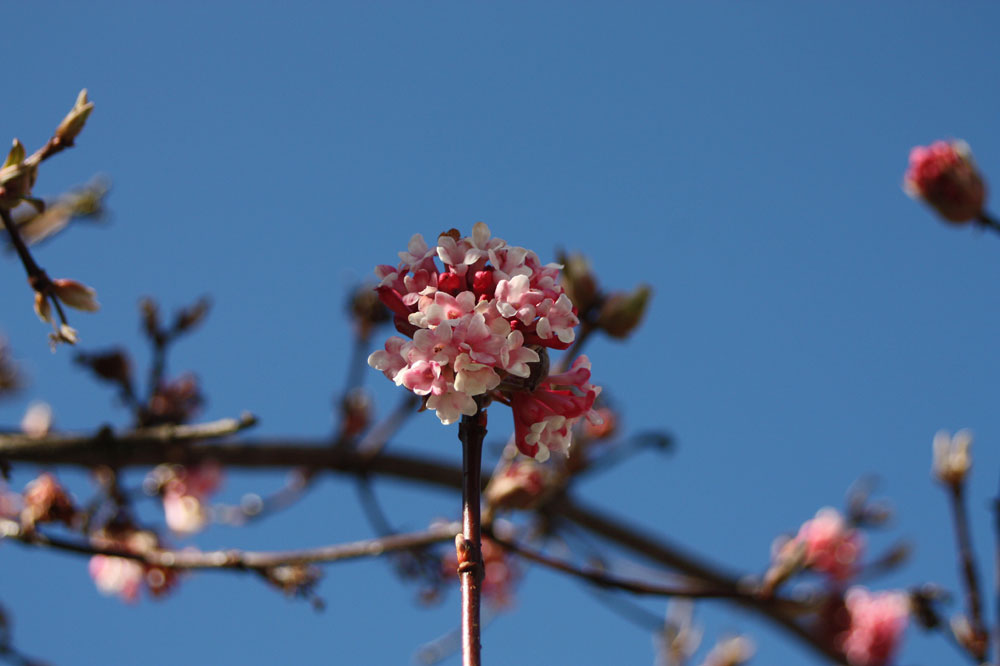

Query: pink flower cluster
[904,140,986,224]
[794,507,863,582]
[369,223,600,460]
[838,588,909,666]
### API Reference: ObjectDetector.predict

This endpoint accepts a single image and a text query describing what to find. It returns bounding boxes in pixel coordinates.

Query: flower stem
[947,481,989,661]
[458,407,487,666]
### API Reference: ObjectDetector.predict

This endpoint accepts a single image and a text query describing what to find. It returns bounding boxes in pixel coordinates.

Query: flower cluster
[837,588,909,666]
[904,140,986,224]
[88,529,177,603]
[791,507,863,582]
[147,462,223,535]
[368,223,600,460]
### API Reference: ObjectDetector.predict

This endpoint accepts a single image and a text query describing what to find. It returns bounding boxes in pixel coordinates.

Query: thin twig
[486,527,808,606]
[0,517,459,571]
[947,482,989,661]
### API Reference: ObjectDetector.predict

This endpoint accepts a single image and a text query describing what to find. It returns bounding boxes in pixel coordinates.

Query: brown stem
[458,408,487,666]
[0,207,45,281]
[977,212,1000,235]
[485,526,813,608]
[995,473,1000,666]
[947,482,989,660]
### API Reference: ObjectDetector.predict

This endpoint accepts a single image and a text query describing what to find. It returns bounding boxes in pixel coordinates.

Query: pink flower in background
[368,223,600,459]
[89,554,144,603]
[838,587,909,666]
[154,461,223,535]
[794,507,863,582]
[904,140,986,224]
[88,530,178,603]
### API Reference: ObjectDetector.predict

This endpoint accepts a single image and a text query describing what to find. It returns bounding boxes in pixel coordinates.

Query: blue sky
[1,3,1000,664]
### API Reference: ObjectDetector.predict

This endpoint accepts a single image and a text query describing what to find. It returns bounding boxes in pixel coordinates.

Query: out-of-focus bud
[21,472,75,528]
[485,459,550,511]
[338,388,371,440]
[33,291,51,323]
[949,614,987,657]
[557,251,600,316]
[348,284,390,338]
[0,139,37,209]
[701,635,755,666]
[264,563,323,598]
[146,373,203,425]
[20,401,52,439]
[904,140,986,224]
[596,284,651,339]
[932,429,972,487]
[52,278,99,312]
[762,536,807,596]
[172,296,211,334]
[57,324,78,345]
[54,89,95,146]
[139,297,161,340]
[657,600,702,665]
[583,405,617,440]
[0,339,21,397]
[75,348,133,393]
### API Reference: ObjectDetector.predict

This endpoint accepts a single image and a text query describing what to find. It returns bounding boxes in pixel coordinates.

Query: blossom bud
[139,298,162,340]
[0,139,37,209]
[20,401,52,439]
[51,278,99,312]
[904,140,986,224]
[348,285,389,338]
[702,635,755,666]
[596,284,651,339]
[485,459,549,511]
[558,251,600,316]
[21,472,75,528]
[33,290,51,323]
[75,348,133,392]
[932,430,972,486]
[54,89,95,146]
[172,296,211,333]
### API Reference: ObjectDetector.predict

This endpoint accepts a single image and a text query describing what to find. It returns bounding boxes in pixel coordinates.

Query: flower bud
[0,139,37,209]
[33,291,51,323]
[904,140,986,224]
[557,251,600,316]
[54,89,94,146]
[21,472,75,528]
[596,284,651,339]
[20,401,52,439]
[932,429,972,486]
[52,278,99,312]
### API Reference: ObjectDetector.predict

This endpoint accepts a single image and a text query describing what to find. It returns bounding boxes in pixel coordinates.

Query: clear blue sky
[1,3,999,664]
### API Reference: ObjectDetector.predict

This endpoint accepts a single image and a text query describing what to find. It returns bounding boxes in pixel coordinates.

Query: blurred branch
[0,517,459,571]
[0,424,848,663]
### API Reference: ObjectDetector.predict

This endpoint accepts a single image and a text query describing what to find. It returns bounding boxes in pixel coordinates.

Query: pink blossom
[89,555,144,603]
[510,356,602,460]
[838,587,909,666]
[794,507,863,582]
[154,462,223,536]
[904,140,986,224]
[368,223,598,458]
[368,336,408,381]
